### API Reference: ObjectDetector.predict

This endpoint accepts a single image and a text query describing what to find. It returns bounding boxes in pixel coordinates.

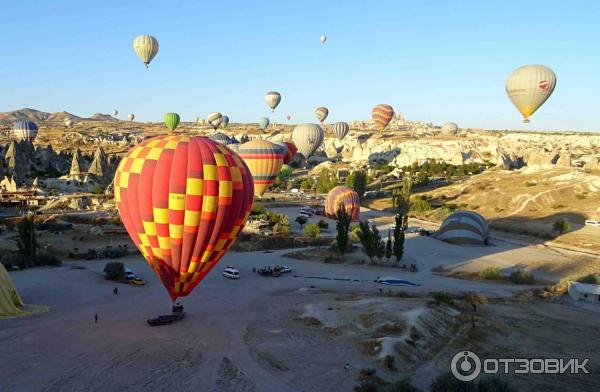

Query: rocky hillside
[0,108,118,124]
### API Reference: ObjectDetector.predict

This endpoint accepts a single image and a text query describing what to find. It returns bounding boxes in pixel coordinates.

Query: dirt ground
[2,246,600,391]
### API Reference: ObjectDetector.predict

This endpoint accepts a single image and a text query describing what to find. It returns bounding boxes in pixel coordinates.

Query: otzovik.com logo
[451,351,590,382]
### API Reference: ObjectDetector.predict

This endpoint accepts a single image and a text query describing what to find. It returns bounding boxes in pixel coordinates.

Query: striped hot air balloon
[506,64,556,123]
[325,186,360,221]
[12,120,38,142]
[133,35,159,68]
[315,107,329,123]
[128,113,135,121]
[207,112,223,130]
[220,115,230,129]
[114,135,254,301]
[258,117,270,131]
[283,141,297,164]
[265,91,281,111]
[236,140,284,197]
[164,112,181,131]
[210,132,233,145]
[292,123,323,161]
[332,122,349,140]
[372,104,394,130]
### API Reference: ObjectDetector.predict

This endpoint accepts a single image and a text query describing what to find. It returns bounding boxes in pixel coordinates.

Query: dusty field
[2,244,599,391]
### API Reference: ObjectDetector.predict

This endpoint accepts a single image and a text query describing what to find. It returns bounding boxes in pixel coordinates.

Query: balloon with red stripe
[237,140,284,197]
[324,186,360,221]
[114,135,254,301]
[371,104,394,130]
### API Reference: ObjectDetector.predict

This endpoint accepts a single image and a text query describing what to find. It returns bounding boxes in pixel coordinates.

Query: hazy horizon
[2,0,599,132]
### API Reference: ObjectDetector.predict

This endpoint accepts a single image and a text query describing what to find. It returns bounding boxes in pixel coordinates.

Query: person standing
[94,313,98,323]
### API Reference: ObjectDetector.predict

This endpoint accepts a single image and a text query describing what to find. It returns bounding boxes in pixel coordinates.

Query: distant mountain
[0,108,51,122]
[46,111,83,122]
[89,113,119,122]
[0,108,119,123]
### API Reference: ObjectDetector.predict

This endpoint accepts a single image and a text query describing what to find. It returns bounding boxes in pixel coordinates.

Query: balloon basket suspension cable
[144,63,149,69]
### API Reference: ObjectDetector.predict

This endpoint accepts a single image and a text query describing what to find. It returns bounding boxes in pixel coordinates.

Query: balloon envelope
[332,122,349,140]
[265,91,281,111]
[221,115,230,129]
[113,110,119,116]
[237,140,284,196]
[506,64,556,123]
[12,120,38,142]
[258,117,270,131]
[164,113,181,131]
[320,35,327,44]
[210,132,234,145]
[315,107,329,123]
[207,112,223,130]
[325,186,360,221]
[283,141,297,164]
[128,114,135,121]
[114,135,254,300]
[292,123,323,160]
[133,35,159,68]
[441,122,458,135]
[372,104,394,130]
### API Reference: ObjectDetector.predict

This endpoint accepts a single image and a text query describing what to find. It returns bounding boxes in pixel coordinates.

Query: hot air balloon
[133,35,159,68]
[372,104,394,130]
[506,64,556,123]
[325,186,360,221]
[64,118,74,128]
[332,122,349,140]
[12,120,38,142]
[220,115,230,129]
[198,117,206,126]
[258,117,270,131]
[292,123,323,161]
[440,122,458,135]
[113,110,119,117]
[265,91,281,112]
[283,141,297,164]
[210,132,233,145]
[236,140,284,197]
[128,114,135,121]
[315,107,329,123]
[164,113,181,131]
[286,114,291,121]
[207,112,223,130]
[114,135,254,301]
[320,35,327,44]
[273,141,289,160]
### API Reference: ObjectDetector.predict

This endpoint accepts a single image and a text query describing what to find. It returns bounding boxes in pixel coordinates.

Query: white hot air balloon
[320,35,327,44]
[133,35,159,68]
[128,113,135,122]
[440,122,458,135]
[113,110,119,116]
[292,123,324,162]
[64,118,74,128]
[265,91,281,112]
[505,64,556,123]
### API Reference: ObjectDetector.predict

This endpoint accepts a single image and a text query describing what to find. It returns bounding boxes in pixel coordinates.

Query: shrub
[575,193,587,200]
[383,355,396,371]
[273,223,291,237]
[552,219,570,233]
[551,203,565,210]
[524,181,537,187]
[577,273,600,285]
[508,270,534,284]
[250,203,266,216]
[349,231,360,243]
[318,219,329,229]
[304,223,320,239]
[0,252,21,269]
[103,262,125,281]
[295,215,308,228]
[410,198,431,212]
[35,252,62,266]
[432,292,454,305]
[479,267,502,280]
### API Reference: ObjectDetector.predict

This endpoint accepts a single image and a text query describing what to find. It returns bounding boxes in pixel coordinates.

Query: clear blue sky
[1,0,599,131]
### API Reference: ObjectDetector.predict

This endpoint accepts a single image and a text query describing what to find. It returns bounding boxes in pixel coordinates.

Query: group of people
[253,265,284,277]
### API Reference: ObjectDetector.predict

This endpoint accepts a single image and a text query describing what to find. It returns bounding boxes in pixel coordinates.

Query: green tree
[240,134,249,143]
[317,219,329,229]
[316,168,337,194]
[17,217,36,268]
[392,179,412,263]
[300,178,314,192]
[304,223,320,239]
[103,262,125,281]
[358,220,382,264]
[336,207,351,259]
[552,219,570,234]
[385,234,393,262]
[295,215,308,229]
[351,170,367,200]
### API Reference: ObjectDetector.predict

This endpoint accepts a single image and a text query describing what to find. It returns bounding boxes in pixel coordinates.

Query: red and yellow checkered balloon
[114,135,254,301]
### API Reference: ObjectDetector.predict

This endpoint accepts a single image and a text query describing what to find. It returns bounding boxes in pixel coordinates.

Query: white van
[222,266,240,279]
[585,220,600,226]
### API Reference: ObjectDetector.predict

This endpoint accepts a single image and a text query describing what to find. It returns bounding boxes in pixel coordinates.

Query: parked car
[223,266,240,279]
[131,277,145,285]
[124,267,137,281]
[585,220,600,226]
[280,266,292,273]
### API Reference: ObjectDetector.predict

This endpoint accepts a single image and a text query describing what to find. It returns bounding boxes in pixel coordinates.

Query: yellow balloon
[133,35,159,68]
[506,64,556,123]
